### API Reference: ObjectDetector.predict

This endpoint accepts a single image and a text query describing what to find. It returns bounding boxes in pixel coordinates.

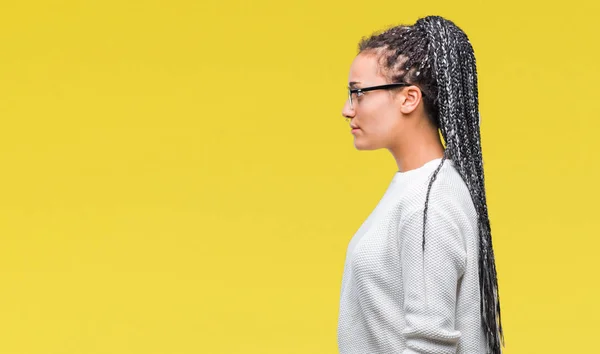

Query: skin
[342,52,445,173]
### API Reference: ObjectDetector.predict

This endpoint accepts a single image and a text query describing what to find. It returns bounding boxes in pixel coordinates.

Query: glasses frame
[348,82,412,109]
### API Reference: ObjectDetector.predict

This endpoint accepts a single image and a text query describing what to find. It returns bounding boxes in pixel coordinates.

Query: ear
[396,85,423,115]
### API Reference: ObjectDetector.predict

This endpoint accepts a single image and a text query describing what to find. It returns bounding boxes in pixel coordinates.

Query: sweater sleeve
[399,207,467,354]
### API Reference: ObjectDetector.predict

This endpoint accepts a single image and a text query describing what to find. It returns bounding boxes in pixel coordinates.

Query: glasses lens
[348,89,353,109]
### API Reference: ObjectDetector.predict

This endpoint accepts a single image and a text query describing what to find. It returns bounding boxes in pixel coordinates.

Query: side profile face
[342,52,424,151]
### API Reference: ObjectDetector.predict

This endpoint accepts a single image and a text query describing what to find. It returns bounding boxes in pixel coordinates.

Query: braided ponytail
[416,16,504,354]
[358,16,505,353]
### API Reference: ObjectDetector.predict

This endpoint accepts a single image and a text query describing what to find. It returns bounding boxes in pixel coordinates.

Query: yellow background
[0,1,598,353]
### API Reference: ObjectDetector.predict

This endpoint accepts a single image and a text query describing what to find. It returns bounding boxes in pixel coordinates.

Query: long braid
[358,16,504,353]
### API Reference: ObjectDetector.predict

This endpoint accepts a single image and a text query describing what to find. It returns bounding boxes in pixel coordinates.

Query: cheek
[363,106,397,134]
[359,100,386,125]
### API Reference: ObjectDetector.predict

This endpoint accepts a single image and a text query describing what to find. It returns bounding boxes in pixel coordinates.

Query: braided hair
[357,16,504,353]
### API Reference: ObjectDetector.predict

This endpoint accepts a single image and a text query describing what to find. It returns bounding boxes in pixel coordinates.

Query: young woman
[337,16,504,354]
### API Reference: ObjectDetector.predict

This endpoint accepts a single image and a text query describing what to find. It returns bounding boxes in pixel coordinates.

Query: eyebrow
[348,81,361,88]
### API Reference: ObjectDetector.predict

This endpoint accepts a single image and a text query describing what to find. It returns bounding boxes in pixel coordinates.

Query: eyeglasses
[347,82,411,109]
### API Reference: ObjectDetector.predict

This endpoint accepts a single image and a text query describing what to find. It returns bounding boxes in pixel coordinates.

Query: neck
[388,128,445,173]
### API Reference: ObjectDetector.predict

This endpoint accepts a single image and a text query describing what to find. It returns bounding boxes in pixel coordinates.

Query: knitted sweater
[337,157,487,354]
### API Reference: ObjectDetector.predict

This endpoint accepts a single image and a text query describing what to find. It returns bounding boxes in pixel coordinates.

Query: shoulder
[399,160,477,229]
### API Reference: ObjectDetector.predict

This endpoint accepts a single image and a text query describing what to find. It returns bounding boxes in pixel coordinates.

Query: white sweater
[337,158,488,354]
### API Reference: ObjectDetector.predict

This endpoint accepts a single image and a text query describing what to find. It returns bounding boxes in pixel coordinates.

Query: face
[342,53,404,150]
[342,52,424,151]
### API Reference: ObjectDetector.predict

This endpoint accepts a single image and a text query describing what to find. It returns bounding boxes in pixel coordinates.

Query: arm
[400,207,467,354]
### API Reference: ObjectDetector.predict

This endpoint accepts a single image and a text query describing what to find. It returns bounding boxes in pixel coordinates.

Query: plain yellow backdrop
[1,1,599,353]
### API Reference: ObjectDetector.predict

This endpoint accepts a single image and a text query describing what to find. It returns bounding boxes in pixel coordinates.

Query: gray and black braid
[357,15,505,354]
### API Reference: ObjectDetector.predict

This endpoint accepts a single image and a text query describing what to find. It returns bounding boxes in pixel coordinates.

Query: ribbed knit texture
[337,157,487,354]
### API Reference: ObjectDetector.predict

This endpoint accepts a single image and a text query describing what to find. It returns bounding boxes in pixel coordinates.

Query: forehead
[348,53,386,85]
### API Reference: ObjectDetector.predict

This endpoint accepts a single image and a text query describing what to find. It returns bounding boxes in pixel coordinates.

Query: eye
[356,90,364,97]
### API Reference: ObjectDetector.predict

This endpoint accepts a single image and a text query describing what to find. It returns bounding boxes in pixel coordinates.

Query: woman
[337,16,504,354]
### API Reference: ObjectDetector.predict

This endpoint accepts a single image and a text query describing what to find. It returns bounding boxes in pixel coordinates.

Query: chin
[353,139,380,151]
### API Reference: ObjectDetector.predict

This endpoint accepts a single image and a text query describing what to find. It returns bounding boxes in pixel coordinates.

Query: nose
[342,99,355,119]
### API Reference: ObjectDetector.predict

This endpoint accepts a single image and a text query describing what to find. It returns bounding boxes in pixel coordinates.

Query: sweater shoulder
[397,161,477,222]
